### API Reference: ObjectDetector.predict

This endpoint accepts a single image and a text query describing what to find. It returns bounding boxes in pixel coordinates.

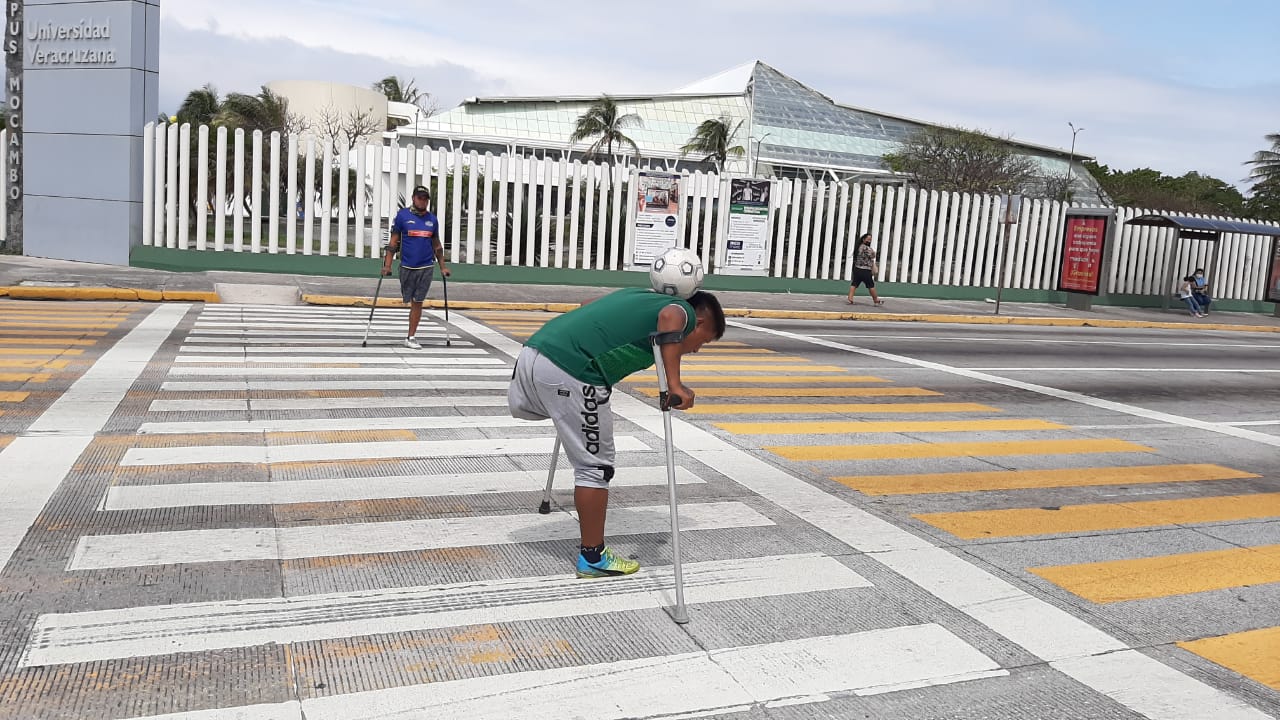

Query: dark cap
[413,185,431,198]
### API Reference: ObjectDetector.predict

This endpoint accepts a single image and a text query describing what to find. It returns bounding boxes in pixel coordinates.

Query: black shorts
[851,267,876,289]
[399,266,434,303]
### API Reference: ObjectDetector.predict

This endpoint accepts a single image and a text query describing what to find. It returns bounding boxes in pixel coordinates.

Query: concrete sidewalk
[3,253,1279,333]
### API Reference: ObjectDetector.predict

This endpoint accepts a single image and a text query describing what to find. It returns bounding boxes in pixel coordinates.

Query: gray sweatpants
[508,346,615,489]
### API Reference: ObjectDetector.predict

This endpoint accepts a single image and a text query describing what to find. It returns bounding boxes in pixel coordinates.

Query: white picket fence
[129,122,1279,301]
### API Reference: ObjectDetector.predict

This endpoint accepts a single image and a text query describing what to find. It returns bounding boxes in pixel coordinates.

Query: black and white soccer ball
[649,247,705,299]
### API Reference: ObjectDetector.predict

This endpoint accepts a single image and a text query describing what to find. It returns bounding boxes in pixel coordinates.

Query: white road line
[27,553,862,666]
[0,305,187,572]
[119,625,1004,720]
[964,367,1280,373]
[176,346,488,355]
[187,330,448,337]
[167,367,509,377]
[181,337,472,346]
[712,318,1276,719]
[68,501,773,570]
[158,380,508,391]
[137,414,545,434]
[810,333,1280,350]
[195,321,420,328]
[119,435,649,466]
[172,355,505,365]
[147,396,510,412]
[103,466,707,509]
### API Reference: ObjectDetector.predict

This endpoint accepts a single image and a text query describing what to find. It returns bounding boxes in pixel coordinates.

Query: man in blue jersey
[382,185,450,349]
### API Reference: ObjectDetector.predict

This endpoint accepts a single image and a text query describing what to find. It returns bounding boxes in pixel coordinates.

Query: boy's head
[682,291,726,353]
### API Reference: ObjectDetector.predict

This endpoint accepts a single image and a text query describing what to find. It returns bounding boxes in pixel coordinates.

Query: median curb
[299,293,1280,334]
[0,286,221,303]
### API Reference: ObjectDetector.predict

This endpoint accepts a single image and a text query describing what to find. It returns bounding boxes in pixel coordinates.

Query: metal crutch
[538,436,560,514]
[362,246,391,347]
[650,331,689,624]
[440,267,452,347]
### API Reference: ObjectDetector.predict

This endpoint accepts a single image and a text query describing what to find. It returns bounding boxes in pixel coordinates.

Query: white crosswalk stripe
[26,554,868,666]
[69,501,774,570]
[159,380,508,391]
[147,396,510,412]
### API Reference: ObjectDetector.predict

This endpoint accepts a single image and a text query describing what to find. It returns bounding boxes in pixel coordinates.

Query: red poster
[1057,215,1108,295]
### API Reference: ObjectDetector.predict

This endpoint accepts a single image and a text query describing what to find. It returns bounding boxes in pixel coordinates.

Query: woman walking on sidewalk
[846,232,885,306]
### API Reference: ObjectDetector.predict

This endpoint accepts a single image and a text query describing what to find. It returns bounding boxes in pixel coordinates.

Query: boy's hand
[668,381,694,410]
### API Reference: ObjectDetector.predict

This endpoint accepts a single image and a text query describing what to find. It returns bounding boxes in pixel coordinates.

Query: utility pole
[1064,122,1084,200]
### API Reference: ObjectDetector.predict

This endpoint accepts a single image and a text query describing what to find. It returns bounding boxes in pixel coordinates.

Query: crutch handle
[659,391,683,412]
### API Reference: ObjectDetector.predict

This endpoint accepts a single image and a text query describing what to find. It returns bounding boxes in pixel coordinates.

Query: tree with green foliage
[569,95,641,160]
[1245,133,1280,185]
[176,84,221,126]
[883,126,1040,196]
[215,86,301,136]
[680,116,745,173]
[1083,162,1245,216]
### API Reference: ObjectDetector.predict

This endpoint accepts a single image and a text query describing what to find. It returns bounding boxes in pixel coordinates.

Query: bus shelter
[1125,214,1280,315]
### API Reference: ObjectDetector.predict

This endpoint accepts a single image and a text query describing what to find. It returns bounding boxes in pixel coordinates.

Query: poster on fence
[629,171,682,267]
[718,178,773,276]
[1056,212,1111,295]
[1267,237,1280,304]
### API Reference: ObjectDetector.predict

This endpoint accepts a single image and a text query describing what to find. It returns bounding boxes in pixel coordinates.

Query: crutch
[440,267,452,347]
[538,436,560,514]
[650,331,689,624]
[362,246,391,347]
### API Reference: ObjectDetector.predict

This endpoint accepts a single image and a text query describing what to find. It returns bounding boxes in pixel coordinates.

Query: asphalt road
[0,301,1277,720]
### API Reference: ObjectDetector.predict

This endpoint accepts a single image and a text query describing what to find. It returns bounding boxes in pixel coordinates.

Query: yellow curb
[299,294,1278,333]
[0,286,220,303]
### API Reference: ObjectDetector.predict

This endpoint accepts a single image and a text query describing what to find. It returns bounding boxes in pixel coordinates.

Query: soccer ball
[650,247,705,299]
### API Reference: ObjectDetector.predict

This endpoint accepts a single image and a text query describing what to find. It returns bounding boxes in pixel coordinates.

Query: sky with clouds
[160,0,1279,191]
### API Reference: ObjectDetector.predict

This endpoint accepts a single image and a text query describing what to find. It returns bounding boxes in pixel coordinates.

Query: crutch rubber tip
[537,500,551,514]
[671,610,690,624]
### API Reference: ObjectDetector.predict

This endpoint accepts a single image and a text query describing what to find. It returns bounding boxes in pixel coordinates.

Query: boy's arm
[433,235,450,276]
[656,304,693,409]
[382,231,400,276]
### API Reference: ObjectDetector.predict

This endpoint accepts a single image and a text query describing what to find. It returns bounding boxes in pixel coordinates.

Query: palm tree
[680,116,745,173]
[215,86,295,136]
[1246,133,1280,184]
[569,95,641,160]
[176,84,221,126]
[373,76,423,106]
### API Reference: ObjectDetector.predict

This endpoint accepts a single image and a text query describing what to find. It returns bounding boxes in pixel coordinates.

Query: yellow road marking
[0,391,30,402]
[0,337,97,345]
[684,348,776,354]
[683,355,810,363]
[635,387,942,398]
[687,402,996,415]
[0,373,51,383]
[768,438,1152,461]
[626,375,889,384]
[0,359,70,369]
[0,348,84,356]
[487,322,546,328]
[837,463,1260,495]
[648,364,848,372]
[0,322,119,329]
[0,329,107,337]
[711,341,750,347]
[716,419,1065,435]
[916,491,1280,539]
[1178,627,1280,691]
[1031,544,1280,603]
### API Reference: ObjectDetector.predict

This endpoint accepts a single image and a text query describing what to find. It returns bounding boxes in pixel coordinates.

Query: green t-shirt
[526,287,696,387]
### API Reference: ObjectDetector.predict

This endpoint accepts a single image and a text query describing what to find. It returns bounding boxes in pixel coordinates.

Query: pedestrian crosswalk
[5,303,1277,719]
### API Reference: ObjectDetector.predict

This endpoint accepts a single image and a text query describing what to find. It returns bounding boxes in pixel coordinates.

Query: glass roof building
[398,61,1099,196]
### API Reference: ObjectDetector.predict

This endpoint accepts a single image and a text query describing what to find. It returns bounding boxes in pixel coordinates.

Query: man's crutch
[362,246,391,347]
[650,331,689,624]
[538,436,560,514]
[440,267,452,347]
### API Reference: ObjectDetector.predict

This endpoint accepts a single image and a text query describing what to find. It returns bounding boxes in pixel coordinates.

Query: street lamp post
[750,133,772,177]
[1064,122,1084,199]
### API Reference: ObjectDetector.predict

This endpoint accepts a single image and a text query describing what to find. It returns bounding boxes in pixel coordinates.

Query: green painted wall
[130,245,1278,314]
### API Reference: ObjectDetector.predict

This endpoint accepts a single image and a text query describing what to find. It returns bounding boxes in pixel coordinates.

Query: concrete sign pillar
[17,0,159,265]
